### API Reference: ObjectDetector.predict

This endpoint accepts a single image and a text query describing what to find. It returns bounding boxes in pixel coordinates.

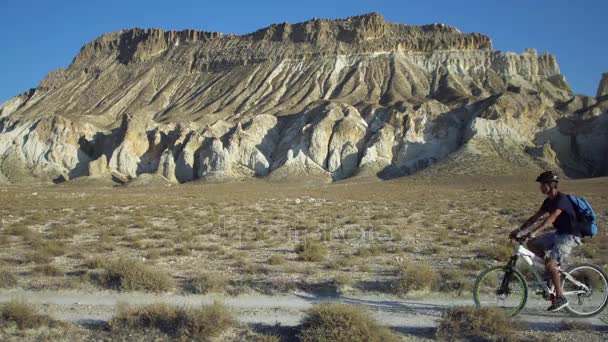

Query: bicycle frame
[509,240,591,297]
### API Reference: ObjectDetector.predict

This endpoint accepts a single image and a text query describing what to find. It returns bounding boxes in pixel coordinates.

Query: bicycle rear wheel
[473,266,528,316]
[562,263,608,317]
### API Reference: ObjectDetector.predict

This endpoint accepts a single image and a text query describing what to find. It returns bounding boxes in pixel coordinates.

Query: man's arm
[519,209,546,231]
[510,209,546,238]
[528,209,562,238]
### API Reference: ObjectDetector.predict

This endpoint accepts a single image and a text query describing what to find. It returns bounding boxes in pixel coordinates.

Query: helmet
[536,171,559,183]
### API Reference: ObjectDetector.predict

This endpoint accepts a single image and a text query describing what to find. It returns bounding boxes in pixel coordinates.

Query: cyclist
[509,170,581,312]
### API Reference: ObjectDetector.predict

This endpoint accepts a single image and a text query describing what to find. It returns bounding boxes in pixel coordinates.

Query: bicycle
[473,235,608,317]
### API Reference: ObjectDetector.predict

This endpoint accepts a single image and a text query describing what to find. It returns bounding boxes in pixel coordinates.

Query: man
[509,170,581,312]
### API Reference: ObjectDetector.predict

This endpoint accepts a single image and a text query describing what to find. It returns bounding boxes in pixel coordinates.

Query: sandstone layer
[0,13,606,184]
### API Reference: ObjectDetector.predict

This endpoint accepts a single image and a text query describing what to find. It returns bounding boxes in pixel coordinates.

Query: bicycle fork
[497,256,518,296]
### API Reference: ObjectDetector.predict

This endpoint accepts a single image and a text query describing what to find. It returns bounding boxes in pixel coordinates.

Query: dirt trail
[1,289,605,335]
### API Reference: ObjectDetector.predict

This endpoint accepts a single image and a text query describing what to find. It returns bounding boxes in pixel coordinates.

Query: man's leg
[545,234,580,311]
[545,258,562,297]
[527,233,553,259]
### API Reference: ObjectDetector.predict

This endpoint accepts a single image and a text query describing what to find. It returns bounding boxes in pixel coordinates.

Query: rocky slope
[0,13,606,184]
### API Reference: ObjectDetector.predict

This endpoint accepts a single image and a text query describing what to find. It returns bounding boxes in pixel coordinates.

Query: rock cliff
[0,13,605,184]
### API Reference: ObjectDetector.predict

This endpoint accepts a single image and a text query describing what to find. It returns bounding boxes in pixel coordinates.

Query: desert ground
[0,174,607,340]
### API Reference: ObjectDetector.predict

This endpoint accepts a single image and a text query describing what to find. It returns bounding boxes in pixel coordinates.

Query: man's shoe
[547,296,568,312]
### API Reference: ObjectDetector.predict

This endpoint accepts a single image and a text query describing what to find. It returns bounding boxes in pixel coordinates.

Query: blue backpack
[567,194,598,237]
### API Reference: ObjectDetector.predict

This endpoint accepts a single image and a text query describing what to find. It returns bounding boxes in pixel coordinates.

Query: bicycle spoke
[474,266,528,316]
[562,264,608,317]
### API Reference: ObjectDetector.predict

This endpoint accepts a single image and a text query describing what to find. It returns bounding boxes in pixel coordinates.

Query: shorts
[533,232,581,264]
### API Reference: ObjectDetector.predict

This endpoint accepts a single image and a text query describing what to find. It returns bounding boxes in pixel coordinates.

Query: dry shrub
[0,269,18,288]
[268,254,287,265]
[145,249,161,260]
[4,224,34,237]
[32,264,63,276]
[110,301,235,340]
[255,334,281,342]
[478,244,513,262]
[333,274,354,290]
[187,272,227,294]
[0,300,63,330]
[437,269,468,295]
[99,258,175,292]
[298,303,400,342]
[49,224,77,240]
[394,262,438,295]
[26,240,67,263]
[84,257,106,269]
[436,306,515,341]
[560,319,593,331]
[461,259,483,271]
[297,240,327,262]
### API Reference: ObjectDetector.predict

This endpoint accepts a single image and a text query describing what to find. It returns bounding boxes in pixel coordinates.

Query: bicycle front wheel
[562,263,608,317]
[473,266,528,316]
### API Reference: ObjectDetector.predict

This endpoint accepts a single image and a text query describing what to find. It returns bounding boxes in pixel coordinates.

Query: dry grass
[394,262,438,295]
[298,303,400,342]
[268,254,287,265]
[0,269,18,288]
[31,264,63,276]
[0,300,64,330]
[99,258,175,292]
[110,301,235,340]
[437,269,468,295]
[0,176,606,301]
[436,306,515,341]
[297,240,327,262]
[478,244,513,262]
[186,272,227,294]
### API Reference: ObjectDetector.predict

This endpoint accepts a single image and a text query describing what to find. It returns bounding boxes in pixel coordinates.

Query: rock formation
[597,73,608,99]
[0,13,606,184]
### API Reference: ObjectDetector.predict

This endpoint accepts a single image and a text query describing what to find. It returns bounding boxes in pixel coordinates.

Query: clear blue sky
[1,0,606,104]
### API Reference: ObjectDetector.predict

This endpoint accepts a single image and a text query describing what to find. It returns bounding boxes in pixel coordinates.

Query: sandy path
[0,289,605,333]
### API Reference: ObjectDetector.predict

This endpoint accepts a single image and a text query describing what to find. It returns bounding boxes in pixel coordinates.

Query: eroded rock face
[0,13,605,183]
[597,73,608,99]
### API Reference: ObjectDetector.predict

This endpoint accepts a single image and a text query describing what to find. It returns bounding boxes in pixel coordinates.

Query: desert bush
[25,240,67,264]
[49,224,77,240]
[145,249,161,260]
[32,264,63,276]
[110,301,235,340]
[0,269,18,288]
[97,232,112,244]
[31,240,67,257]
[394,262,438,295]
[172,246,192,256]
[99,258,175,292]
[4,224,33,236]
[186,272,227,294]
[333,274,353,289]
[254,334,281,342]
[0,300,62,330]
[560,319,593,331]
[24,251,52,264]
[478,244,513,262]
[461,259,483,272]
[437,269,468,295]
[84,257,106,269]
[298,303,399,342]
[355,246,381,258]
[268,254,287,265]
[436,306,515,341]
[297,240,327,262]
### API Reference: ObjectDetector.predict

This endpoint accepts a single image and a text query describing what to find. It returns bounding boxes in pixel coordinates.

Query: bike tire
[473,266,528,316]
[562,263,608,317]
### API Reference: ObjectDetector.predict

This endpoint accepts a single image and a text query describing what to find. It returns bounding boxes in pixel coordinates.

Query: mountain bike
[473,235,608,316]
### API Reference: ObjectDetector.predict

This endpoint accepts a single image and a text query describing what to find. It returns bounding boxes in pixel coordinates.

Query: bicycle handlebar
[510,234,530,244]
